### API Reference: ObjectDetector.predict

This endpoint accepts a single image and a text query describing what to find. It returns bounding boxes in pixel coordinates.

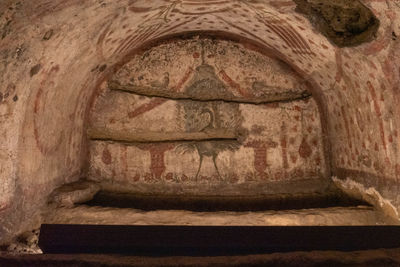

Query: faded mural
[88,37,326,191]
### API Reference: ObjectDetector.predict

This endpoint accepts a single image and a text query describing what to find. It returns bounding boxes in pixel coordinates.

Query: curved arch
[99,31,332,178]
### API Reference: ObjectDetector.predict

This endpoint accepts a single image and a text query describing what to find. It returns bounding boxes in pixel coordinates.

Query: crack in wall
[111,87,313,106]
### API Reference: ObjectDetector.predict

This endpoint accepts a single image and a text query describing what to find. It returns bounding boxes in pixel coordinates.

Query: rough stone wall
[0,0,400,243]
[0,0,112,243]
[326,1,400,211]
[88,37,326,194]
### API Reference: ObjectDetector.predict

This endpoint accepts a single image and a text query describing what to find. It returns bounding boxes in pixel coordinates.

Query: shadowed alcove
[55,35,373,224]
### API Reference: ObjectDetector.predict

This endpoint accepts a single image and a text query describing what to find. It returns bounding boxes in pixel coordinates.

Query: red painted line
[115,24,160,55]
[121,145,128,181]
[264,20,302,54]
[129,6,153,13]
[335,48,343,82]
[183,1,231,5]
[173,67,194,92]
[128,98,167,118]
[114,34,138,55]
[245,140,278,174]
[219,70,252,98]
[34,87,43,114]
[368,81,382,117]
[280,122,289,169]
[215,16,274,51]
[152,16,199,38]
[174,9,230,15]
[130,24,162,52]
[136,143,175,179]
[263,18,306,56]
[96,22,112,60]
[341,106,352,149]
[367,81,387,152]
[0,203,8,212]
[282,22,312,55]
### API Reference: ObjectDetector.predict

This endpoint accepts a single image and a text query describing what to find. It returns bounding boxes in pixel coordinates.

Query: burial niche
[87,36,328,197]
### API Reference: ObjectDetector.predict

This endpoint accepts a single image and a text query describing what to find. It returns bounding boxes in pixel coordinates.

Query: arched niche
[87,35,330,196]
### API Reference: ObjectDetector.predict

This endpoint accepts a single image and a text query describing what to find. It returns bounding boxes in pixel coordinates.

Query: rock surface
[2,229,42,255]
[45,205,386,226]
[48,180,100,208]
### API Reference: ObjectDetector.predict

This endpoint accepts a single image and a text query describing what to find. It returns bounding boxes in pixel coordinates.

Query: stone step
[44,205,387,226]
[83,190,367,212]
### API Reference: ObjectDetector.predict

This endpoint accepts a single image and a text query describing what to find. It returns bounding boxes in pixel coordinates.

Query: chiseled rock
[45,205,387,226]
[4,229,41,254]
[48,180,100,208]
[294,0,379,47]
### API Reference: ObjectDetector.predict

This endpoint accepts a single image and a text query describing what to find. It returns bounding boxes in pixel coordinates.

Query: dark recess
[30,64,41,77]
[294,0,380,47]
[84,190,369,212]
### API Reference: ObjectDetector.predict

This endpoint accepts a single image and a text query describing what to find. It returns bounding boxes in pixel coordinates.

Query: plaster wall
[88,38,325,194]
[89,97,325,193]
